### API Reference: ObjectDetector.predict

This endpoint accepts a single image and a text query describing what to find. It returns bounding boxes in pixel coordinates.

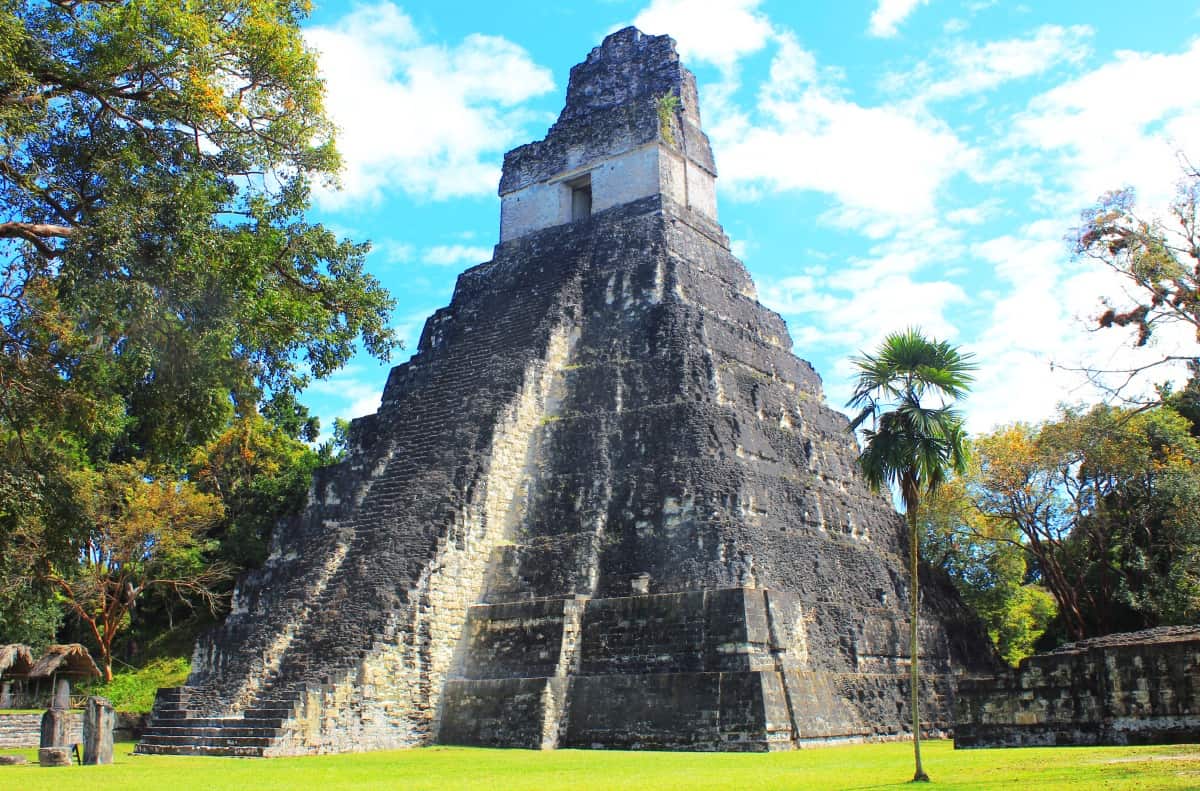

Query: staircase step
[140,733,275,748]
[155,686,190,695]
[135,742,265,758]
[145,716,285,729]
[143,725,283,738]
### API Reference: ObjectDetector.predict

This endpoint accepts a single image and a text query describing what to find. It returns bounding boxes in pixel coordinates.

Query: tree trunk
[909,509,930,782]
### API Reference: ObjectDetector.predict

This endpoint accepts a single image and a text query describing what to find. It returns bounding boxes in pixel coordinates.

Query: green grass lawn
[1,739,1198,790]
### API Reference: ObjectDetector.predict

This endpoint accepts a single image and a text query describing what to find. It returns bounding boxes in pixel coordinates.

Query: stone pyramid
[137,27,994,757]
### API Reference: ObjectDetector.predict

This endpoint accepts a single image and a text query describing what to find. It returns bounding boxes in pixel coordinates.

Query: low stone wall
[955,626,1200,748]
[114,712,148,741]
[0,712,82,749]
[0,711,144,748]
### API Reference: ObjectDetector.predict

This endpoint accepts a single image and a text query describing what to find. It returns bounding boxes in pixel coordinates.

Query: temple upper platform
[498,27,719,242]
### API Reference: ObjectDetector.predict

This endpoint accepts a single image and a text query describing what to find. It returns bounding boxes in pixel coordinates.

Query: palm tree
[846,328,975,783]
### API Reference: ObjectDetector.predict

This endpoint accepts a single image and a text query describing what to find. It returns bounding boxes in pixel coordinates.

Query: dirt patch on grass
[1105,753,1200,765]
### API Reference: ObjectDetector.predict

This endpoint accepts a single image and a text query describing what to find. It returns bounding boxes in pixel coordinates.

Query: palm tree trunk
[909,508,930,782]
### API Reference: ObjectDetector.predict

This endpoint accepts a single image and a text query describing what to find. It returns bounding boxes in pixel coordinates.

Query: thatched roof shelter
[0,644,36,679]
[28,644,101,679]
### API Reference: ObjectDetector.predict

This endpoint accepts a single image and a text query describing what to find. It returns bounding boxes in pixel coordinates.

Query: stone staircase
[135,687,301,757]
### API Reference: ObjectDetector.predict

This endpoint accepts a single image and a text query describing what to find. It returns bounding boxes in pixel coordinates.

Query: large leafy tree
[847,328,975,784]
[52,414,331,658]
[1,0,395,465]
[0,1,395,650]
[967,406,1200,642]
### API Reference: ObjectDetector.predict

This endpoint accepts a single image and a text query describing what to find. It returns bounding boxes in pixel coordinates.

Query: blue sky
[295,0,1200,436]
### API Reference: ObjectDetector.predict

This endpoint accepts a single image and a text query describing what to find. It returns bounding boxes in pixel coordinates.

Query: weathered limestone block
[83,696,115,765]
[37,747,71,767]
[39,708,70,748]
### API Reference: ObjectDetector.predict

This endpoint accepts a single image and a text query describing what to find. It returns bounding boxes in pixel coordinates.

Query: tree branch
[0,222,73,257]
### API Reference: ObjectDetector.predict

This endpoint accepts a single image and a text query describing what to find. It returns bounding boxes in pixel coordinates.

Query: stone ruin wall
[0,712,81,749]
[955,626,1200,748]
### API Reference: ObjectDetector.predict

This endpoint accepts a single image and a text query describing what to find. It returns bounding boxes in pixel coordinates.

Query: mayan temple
[136,27,994,757]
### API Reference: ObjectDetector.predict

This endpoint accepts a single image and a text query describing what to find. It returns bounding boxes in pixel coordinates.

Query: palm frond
[847,327,974,509]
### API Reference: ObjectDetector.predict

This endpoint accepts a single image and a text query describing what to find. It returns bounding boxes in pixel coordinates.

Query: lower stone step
[142,725,282,738]
[135,742,265,757]
[143,716,285,729]
[139,733,275,749]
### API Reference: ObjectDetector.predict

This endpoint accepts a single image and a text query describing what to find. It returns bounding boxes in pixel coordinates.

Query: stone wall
[440,583,978,752]
[0,712,82,748]
[955,626,1200,748]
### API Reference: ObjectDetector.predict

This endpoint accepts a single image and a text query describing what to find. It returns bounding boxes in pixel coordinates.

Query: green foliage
[1061,405,1200,632]
[316,417,352,465]
[919,466,1056,666]
[190,414,321,573]
[0,0,396,657]
[6,461,227,680]
[1,0,396,466]
[655,92,681,146]
[0,579,61,648]
[847,328,976,514]
[261,391,322,444]
[941,404,1200,645]
[77,656,190,713]
[992,584,1057,663]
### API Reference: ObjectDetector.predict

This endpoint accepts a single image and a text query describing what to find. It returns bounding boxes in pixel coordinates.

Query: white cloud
[305,3,554,206]
[784,272,971,408]
[945,204,992,225]
[760,227,972,408]
[717,92,973,227]
[961,219,1195,433]
[636,8,1196,436]
[374,239,414,264]
[1008,39,1200,211]
[308,367,384,421]
[763,29,816,88]
[632,0,772,70]
[868,0,929,38]
[422,244,493,267]
[887,25,1093,102]
[703,31,976,232]
[686,13,1193,435]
